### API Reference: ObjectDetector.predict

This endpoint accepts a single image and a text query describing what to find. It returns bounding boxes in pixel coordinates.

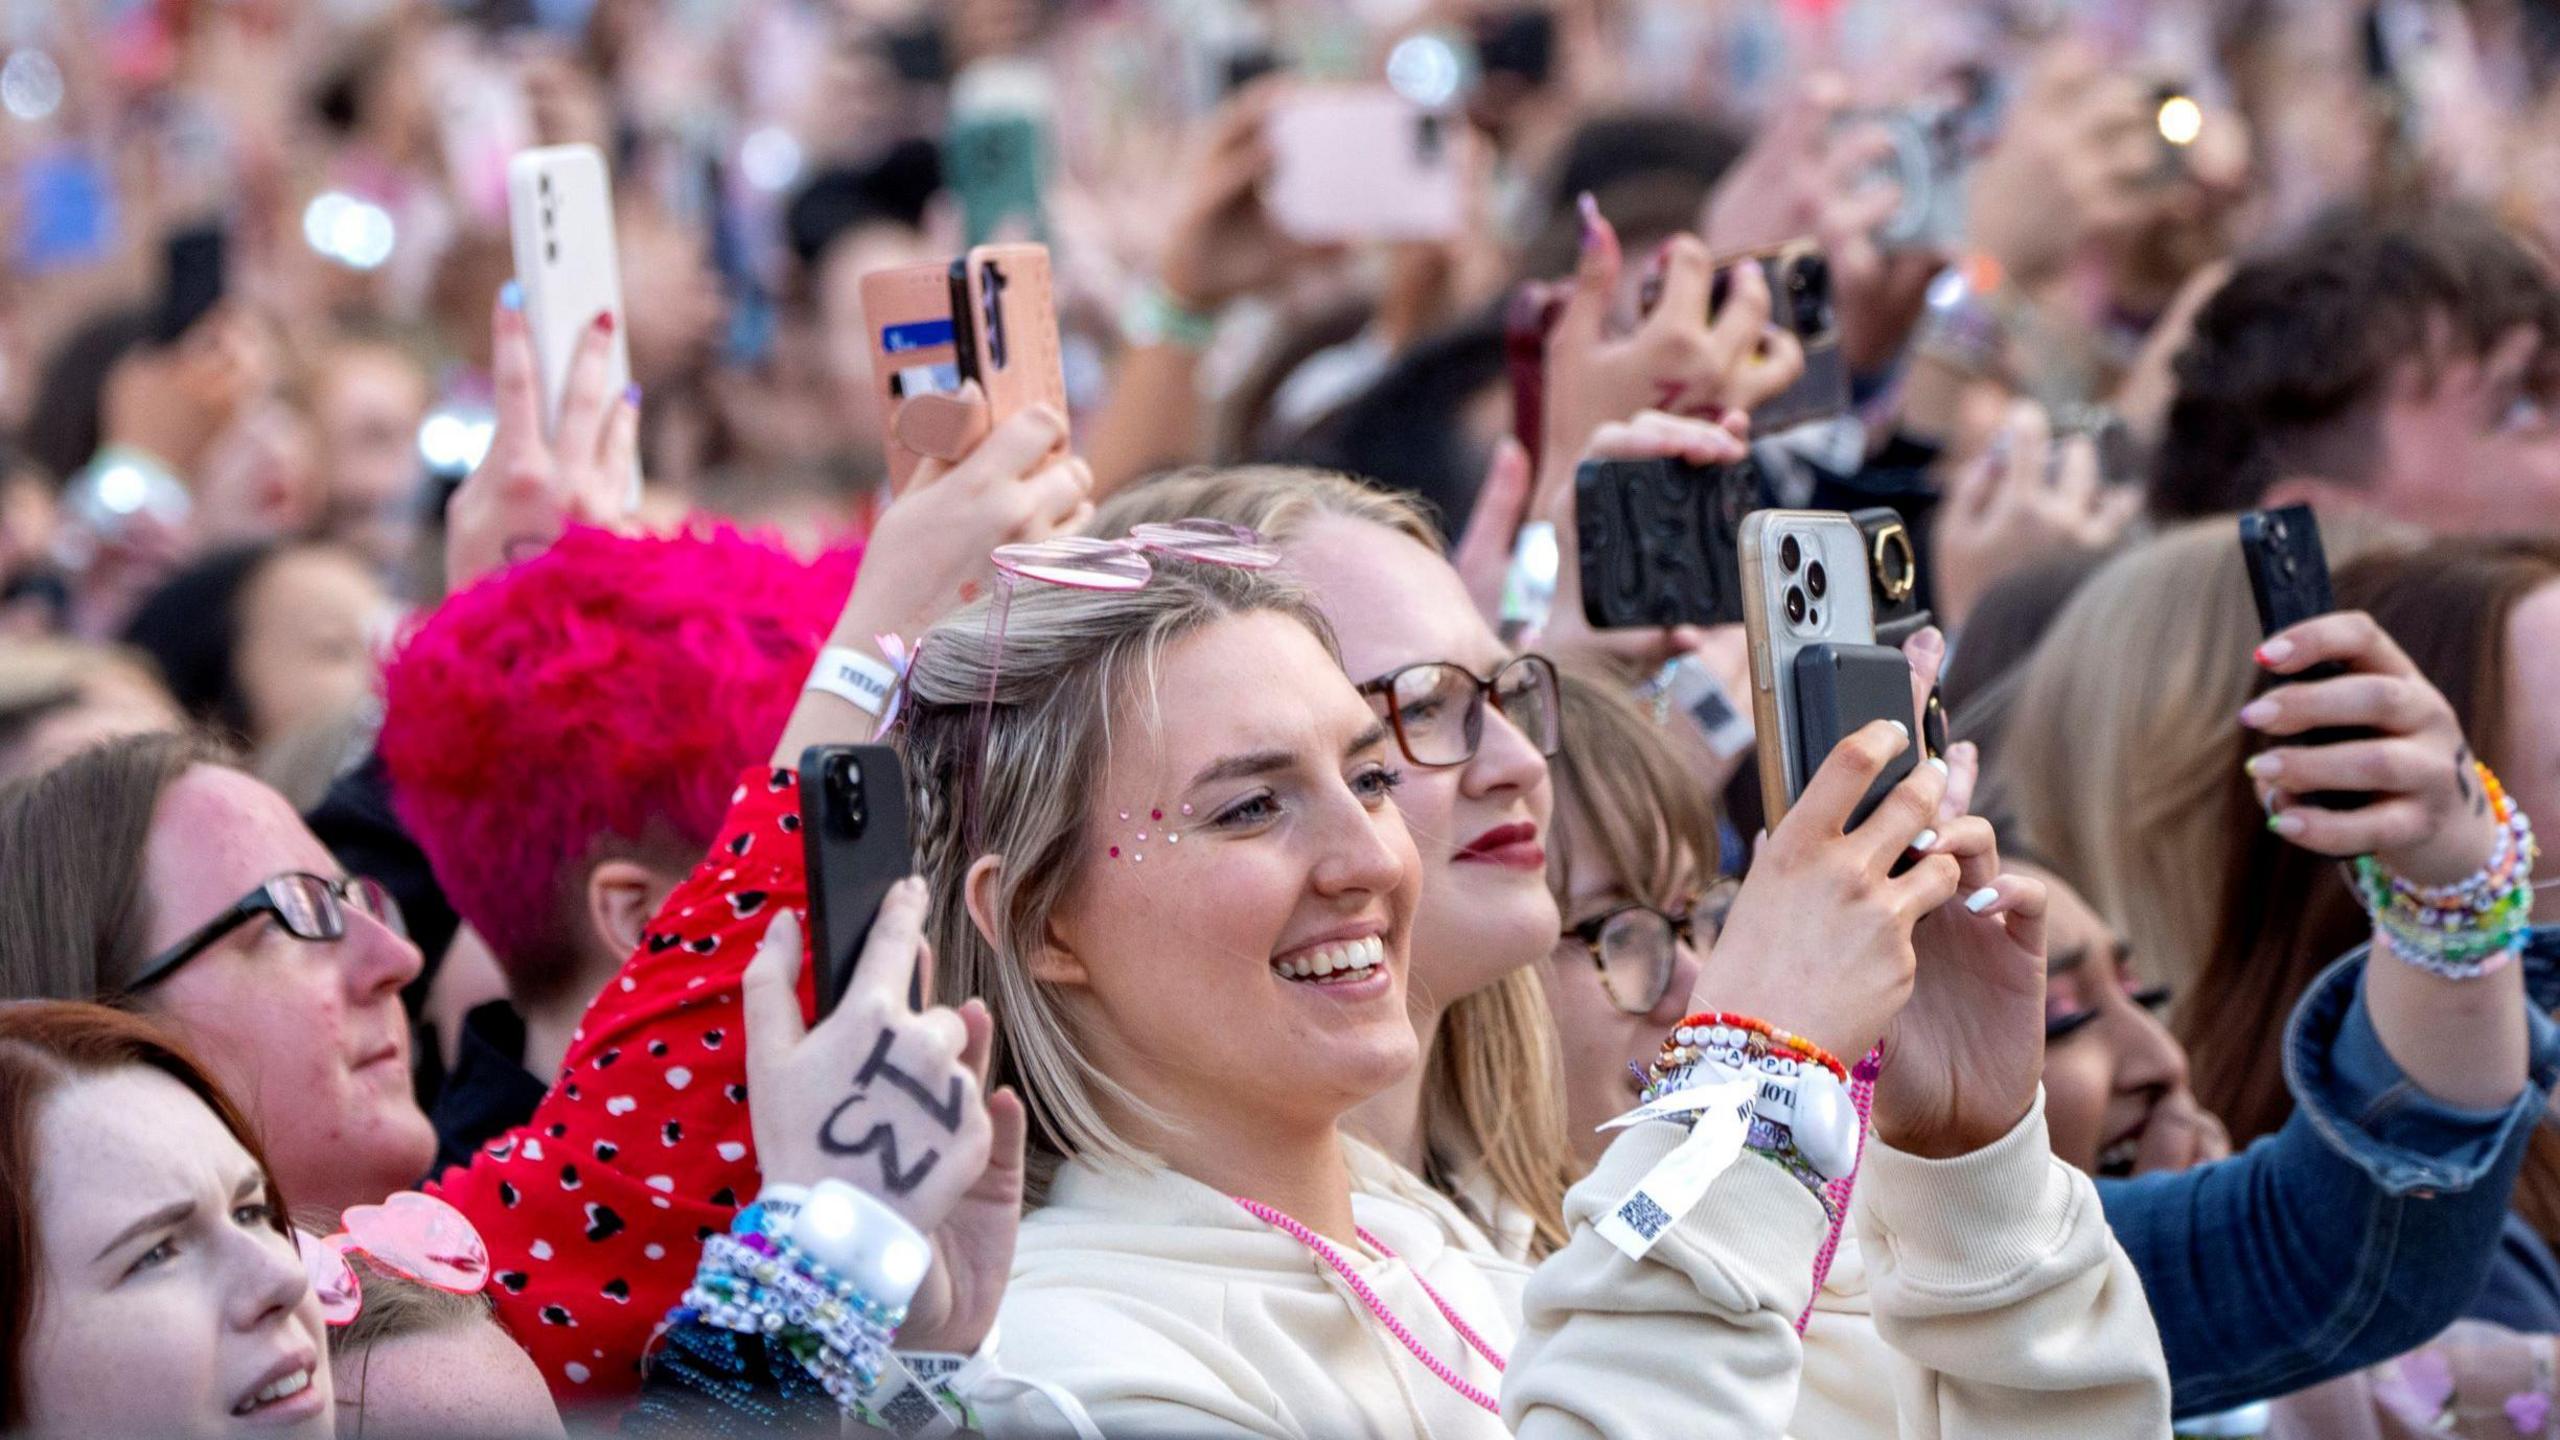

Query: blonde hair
[1995,513,2407,1004]
[1547,663,1722,920]
[897,553,1336,1189]
[1092,467,1575,1255]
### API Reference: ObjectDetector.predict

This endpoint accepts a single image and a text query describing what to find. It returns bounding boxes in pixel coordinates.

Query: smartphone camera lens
[1805,560,1828,599]
[545,241,558,263]
[1785,585,1808,624]
[1780,535,1802,572]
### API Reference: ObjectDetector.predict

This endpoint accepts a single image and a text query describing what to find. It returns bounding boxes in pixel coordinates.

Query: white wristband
[806,645,899,717]
[790,1178,933,1313]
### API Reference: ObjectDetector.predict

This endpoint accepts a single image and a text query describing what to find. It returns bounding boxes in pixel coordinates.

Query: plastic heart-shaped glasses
[989,520,1280,590]
[300,1191,490,1326]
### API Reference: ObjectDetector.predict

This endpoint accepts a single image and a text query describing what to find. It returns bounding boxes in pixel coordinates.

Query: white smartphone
[1263,89,1465,243]
[505,143,636,510]
[1738,510,1878,825]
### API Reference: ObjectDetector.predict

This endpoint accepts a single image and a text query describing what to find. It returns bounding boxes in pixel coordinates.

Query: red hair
[0,1001,289,1428]
[379,525,858,970]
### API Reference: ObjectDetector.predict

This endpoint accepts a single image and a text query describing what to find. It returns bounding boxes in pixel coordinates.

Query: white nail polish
[1965,886,1999,913]
[1911,828,1938,852]
[1927,756,1949,776]
[1890,720,1910,739]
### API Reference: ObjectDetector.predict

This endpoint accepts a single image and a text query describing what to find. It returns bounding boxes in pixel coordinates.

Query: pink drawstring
[1797,1045,1883,1334]
[1231,1197,1507,1416]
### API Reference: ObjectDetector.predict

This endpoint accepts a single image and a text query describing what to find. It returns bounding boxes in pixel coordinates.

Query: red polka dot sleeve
[429,766,814,1402]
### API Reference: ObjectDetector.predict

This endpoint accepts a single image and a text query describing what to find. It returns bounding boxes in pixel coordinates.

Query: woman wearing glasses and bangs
[0,731,435,1221]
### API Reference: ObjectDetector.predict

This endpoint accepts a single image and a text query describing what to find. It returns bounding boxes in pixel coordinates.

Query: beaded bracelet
[2347,761,2537,981]
[684,1231,904,1410]
[1663,1012,1849,1084]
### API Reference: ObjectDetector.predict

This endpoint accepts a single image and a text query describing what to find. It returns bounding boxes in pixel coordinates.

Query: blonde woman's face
[1045,611,1427,1136]
[1282,515,1559,1019]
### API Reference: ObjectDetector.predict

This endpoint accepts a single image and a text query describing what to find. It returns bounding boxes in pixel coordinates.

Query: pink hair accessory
[301,1191,490,1327]
[872,633,918,731]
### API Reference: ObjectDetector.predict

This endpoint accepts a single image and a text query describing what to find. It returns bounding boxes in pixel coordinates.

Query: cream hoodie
[962,1094,2169,1439]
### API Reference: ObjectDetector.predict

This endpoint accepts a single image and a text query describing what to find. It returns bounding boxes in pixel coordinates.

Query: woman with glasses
[0,730,435,1219]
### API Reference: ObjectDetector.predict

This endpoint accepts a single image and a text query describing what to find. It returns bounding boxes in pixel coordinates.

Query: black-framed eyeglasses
[1559,877,1737,1015]
[126,873,405,994]
[1356,654,1562,769]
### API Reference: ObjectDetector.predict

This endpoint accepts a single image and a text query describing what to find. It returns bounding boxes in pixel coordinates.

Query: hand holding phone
[1574,455,1757,629]
[1740,510,1880,824]
[2237,505,2378,810]
[506,144,637,512]
[2244,609,2507,889]
[801,745,919,1016]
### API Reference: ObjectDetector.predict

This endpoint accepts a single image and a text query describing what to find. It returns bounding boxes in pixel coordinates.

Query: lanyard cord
[1230,1196,1508,1417]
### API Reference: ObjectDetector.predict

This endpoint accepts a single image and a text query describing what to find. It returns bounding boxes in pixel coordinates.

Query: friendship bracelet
[1666,1012,1849,1084]
[805,645,901,718]
[685,1231,905,1410]
[2348,762,2537,981]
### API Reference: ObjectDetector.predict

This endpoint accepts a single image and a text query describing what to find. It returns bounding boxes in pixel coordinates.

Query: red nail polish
[594,311,616,334]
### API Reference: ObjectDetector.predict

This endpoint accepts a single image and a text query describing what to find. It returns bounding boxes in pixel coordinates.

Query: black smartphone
[1472,8,1557,88]
[799,744,917,1016]
[1793,642,1919,831]
[1574,455,1757,629]
[1710,242,1847,433]
[154,224,227,345]
[2237,504,2377,810]
[1851,507,1931,648]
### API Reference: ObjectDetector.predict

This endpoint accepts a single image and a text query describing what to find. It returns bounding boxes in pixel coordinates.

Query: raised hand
[1537,198,1796,512]
[744,884,989,1218]
[860,404,1093,636]
[1878,820,2051,1158]
[442,286,639,593]
[1700,720,1960,1066]
[2244,611,2506,887]
[741,887,1024,1352]
[1929,401,2142,630]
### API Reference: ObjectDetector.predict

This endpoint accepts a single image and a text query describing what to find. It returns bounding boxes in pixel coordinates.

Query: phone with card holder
[1741,510,1881,826]
[861,261,971,493]
[506,144,637,511]
[1574,455,1758,629]
[949,242,1069,463]
[2238,503,2377,810]
[800,744,917,1017]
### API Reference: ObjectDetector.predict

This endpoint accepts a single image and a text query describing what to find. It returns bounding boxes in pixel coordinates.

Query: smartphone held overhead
[2239,504,2378,809]
[1740,510,1899,827]
[505,143,637,510]
[863,243,1072,489]
[801,745,918,1017]
[1263,89,1467,243]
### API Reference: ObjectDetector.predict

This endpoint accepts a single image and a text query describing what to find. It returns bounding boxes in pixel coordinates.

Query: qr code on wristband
[1615,1192,1673,1242]
[875,1383,944,1436]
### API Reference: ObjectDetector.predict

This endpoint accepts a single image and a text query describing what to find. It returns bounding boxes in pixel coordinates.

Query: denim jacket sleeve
[2097,929,2560,1419]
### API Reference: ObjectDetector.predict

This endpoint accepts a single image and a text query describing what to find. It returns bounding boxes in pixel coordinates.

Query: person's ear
[965,852,1089,987]
[586,859,672,961]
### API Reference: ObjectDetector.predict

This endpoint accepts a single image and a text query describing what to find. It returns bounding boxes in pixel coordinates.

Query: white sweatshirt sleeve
[1504,1122,1831,1440]
[1855,1091,2173,1440]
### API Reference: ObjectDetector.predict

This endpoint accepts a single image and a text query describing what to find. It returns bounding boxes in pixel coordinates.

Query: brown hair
[1546,664,1723,926]
[2181,540,2560,1182]
[0,1000,292,1427]
[1092,467,1578,1255]
[0,730,235,1002]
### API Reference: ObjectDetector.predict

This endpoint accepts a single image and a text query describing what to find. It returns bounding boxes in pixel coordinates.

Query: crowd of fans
[3,0,2560,1436]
